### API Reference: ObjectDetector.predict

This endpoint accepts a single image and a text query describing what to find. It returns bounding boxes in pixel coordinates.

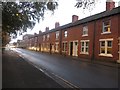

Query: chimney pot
[34,33,37,35]
[39,30,42,34]
[106,0,115,11]
[55,22,60,28]
[45,27,49,31]
[72,15,79,23]
[118,1,120,6]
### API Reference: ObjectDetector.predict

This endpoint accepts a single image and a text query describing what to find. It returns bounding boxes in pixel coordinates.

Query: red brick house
[39,22,61,53]
[23,0,120,63]
[22,34,34,49]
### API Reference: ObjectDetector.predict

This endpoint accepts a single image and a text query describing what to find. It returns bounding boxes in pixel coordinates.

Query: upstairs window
[64,30,68,38]
[35,37,37,42]
[56,31,59,40]
[102,20,111,34]
[43,35,45,41]
[82,25,88,36]
[47,34,50,41]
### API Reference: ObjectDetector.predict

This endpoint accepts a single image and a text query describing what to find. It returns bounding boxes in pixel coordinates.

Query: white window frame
[80,40,89,54]
[62,41,67,52]
[64,30,68,38]
[56,31,59,40]
[47,34,50,41]
[102,20,111,34]
[99,38,113,57]
[82,25,88,36]
[35,37,37,42]
[55,42,59,52]
[43,35,45,41]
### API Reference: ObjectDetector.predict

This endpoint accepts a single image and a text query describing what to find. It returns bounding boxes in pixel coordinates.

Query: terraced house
[21,0,120,63]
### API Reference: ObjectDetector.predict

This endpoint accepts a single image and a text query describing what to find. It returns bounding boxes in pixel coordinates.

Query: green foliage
[2,1,58,35]
[2,1,58,46]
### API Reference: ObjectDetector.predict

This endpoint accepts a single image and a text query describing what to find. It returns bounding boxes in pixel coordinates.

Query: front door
[73,41,78,56]
[69,42,73,56]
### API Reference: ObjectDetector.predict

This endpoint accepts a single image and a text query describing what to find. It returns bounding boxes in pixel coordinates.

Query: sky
[10,0,120,43]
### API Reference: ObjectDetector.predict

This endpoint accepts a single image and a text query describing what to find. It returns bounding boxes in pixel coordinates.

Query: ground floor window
[41,43,44,51]
[62,42,67,52]
[52,44,54,52]
[46,43,50,51]
[55,42,59,52]
[99,38,113,57]
[80,40,89,54]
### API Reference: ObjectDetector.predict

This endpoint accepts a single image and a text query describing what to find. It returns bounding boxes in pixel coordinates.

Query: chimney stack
[118,1,120,6]
[45,27,49,32]
[72,15,79,23]
[34,33,37,35]
[55,22,60,28]
[106,0,115,11]
[39,30,42,34]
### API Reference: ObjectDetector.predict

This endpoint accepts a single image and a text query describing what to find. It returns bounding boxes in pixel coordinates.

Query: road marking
[14,49,81,89]
[31,62,80,89]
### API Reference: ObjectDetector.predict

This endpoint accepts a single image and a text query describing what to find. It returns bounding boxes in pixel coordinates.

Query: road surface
[2,49,63,88]
[13,48,119,88]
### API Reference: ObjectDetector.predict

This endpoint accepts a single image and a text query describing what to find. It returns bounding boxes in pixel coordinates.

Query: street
[2,49,63,88]
[13,48,119,88]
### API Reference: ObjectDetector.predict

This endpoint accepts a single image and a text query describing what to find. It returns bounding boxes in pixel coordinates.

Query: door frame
[73,40,78,56]
[69,40,78,56]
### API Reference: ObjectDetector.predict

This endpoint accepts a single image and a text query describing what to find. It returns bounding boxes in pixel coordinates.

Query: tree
[2,1,58,46]
[75,0,99,11]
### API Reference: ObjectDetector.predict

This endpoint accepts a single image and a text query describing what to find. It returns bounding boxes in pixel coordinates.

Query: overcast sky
[10,0,119,43]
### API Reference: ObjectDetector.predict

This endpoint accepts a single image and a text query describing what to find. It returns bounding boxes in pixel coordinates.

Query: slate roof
[35,6,120,37]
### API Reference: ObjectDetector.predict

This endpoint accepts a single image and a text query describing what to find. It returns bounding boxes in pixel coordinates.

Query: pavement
[69,56,120,68]
[2,49,63,88]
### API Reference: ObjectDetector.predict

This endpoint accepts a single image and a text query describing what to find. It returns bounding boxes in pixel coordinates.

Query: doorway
[73,41,78,56]
[69,42,73,56]
[69,41,78,56]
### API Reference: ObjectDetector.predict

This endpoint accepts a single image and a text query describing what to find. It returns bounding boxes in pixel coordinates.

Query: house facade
[22,0,120,63]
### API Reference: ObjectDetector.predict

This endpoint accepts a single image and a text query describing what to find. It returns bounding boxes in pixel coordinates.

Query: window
[46,43,50,51]
[35,37,37,42]
[64,30,67,37]
[55,42,59,52]
[80,40,89,54]
[43,35,45,41]
[102,20,111,33]
[62,42,67,52]
[56,31,59,40]
[47,34,50,41]
[99,39,113,57]
[82,26,88,36]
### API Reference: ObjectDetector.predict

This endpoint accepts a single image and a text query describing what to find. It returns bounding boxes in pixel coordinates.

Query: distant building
[17,40,26,48]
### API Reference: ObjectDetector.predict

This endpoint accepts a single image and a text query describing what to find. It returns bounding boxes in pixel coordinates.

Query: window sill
[99,54,113,57]
[55,50,59,52]
[82,35,88,37]
[101,32,111,35]
[80,52,89,55]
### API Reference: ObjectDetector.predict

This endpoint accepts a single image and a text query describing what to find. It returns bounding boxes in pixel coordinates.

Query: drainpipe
[91,20,96,62]
[117,14,120,63]
[59,30,62,55]
[117,37,120,63]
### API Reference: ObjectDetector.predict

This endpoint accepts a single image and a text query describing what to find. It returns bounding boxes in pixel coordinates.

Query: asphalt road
[13,48,119,88]
[2,49,63,88]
